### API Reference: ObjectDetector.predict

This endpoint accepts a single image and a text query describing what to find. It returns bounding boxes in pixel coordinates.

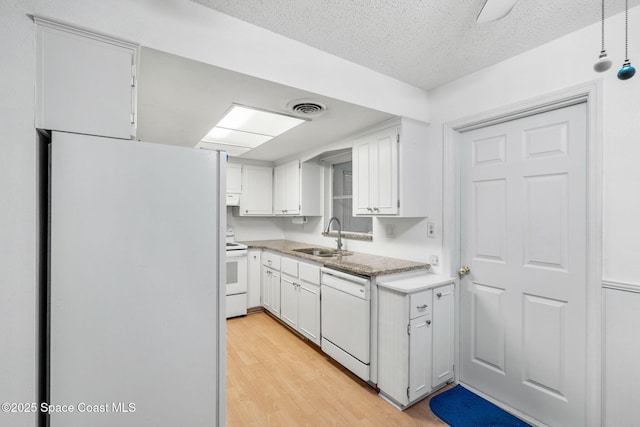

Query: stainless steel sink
[292,247,351,258]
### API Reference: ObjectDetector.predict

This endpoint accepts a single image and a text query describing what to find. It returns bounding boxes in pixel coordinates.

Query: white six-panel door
[459,103,587,426]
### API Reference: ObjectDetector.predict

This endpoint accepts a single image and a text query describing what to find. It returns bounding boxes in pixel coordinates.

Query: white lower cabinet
[261,251,281,317]
[409,313,432,401]
[280,274,298,328]
[247,249,262,308]
[377,278,454,408]
[432,284,455,386]
[278,256,321,346]
[298,279,320,345]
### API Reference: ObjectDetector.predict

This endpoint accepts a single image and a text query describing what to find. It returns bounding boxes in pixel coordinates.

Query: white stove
[226,227,248,253]
[225,228,247,318]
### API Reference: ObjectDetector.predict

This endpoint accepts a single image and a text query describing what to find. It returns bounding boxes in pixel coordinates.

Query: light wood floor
[227,312,452,426]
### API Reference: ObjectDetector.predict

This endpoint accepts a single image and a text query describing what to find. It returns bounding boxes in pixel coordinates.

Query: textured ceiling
[191,0,640,90]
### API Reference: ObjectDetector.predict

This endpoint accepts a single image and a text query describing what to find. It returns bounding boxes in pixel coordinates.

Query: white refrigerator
[48,131,225,426]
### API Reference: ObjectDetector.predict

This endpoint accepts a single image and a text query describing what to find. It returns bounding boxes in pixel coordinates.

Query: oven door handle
[226,250,248,258]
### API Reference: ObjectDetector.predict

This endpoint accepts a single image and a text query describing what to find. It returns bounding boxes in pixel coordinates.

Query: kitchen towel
[429,385,531,427]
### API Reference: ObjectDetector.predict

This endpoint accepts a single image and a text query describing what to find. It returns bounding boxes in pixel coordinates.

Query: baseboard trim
[247,306,265,315]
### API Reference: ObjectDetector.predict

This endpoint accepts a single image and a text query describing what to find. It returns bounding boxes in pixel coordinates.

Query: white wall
[0,1,38,426]
[602,287,640,425]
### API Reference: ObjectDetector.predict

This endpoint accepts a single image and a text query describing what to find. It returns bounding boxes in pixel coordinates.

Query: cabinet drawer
[410,290,432,319]
[299,262,320,285]
[262,251,281,270]
[281,256,298,277]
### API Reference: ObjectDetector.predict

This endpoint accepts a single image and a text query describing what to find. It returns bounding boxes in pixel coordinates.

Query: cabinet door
[35,18,136,139]
[352,127,399,215]
[247,249,261,308]
[280,275,298,329]
[432,284,454,386]
[353,139,372,215]
[273,164,287,214]
[261,267,272,311]
[298,281,320,346]
[269,270,281,316]
[373,128,399,215]
[409,315,432,402]
[227,163,242,194]
[284,161,301,214]
[273,161,300,215]
[240,165,273,215]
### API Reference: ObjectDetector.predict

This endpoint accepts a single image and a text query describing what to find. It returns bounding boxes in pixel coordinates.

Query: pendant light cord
[624,0,629,60]
[601,0,606,51]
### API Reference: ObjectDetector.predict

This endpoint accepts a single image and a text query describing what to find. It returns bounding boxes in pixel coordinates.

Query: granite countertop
[240,239,430,277]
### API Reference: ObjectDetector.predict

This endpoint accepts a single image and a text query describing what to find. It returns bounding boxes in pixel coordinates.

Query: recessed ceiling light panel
[199,104,306,151]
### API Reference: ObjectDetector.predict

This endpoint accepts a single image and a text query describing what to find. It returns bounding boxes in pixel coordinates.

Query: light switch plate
[427,221,437,237]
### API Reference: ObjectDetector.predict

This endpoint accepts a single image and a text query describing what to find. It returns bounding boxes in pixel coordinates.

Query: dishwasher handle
[321,267,370,285]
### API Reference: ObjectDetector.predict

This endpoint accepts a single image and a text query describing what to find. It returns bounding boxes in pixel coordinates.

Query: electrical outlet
[385,224,395,237]
[427,221,437,237]
[429,255,439,266]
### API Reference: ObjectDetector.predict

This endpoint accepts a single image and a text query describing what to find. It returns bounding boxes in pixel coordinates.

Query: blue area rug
[429,385,531,427]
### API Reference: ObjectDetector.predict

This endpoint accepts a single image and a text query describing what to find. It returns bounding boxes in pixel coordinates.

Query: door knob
[458,266,471,276]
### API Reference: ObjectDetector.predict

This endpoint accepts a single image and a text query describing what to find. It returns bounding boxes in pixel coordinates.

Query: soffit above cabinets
[136,47,394,161]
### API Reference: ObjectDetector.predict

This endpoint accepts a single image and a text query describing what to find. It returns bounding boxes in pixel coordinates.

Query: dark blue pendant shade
[618,60,636,80]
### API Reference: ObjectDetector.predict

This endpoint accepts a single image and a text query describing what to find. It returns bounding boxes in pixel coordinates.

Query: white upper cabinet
[273,160,322,216]
[352,119,429,217]
[240,165,273,216]
[353,127,398,215]
[35,18,137,140]
[273,161,297,215]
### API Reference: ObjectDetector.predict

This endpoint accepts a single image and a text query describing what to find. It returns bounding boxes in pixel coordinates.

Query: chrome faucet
[325,216,343,251]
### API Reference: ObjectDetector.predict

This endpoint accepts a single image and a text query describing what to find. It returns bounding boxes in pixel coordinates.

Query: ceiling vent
[287,99,327,117]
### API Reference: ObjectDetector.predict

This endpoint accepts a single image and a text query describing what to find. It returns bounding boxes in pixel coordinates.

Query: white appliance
[226,228,248,318]
[320,267,371,381]
[226,193,240,206]
[48,132,225,427]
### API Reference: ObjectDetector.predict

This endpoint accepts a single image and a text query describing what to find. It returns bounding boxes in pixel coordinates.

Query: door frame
[442,80,603,426]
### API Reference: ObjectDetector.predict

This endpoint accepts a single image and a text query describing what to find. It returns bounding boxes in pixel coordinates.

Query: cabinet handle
[373,207,379,212]
[268,260,272,265]
[437,292,451,299]
[417,304,428,310]
[426,320,432,326]
[245,210,248,213]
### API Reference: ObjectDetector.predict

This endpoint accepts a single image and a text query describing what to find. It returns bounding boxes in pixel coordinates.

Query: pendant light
[617,0,636,80]
[594,0,612,72]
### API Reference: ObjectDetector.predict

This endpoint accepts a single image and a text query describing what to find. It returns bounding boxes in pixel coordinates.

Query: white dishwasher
[320,267,371,381]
